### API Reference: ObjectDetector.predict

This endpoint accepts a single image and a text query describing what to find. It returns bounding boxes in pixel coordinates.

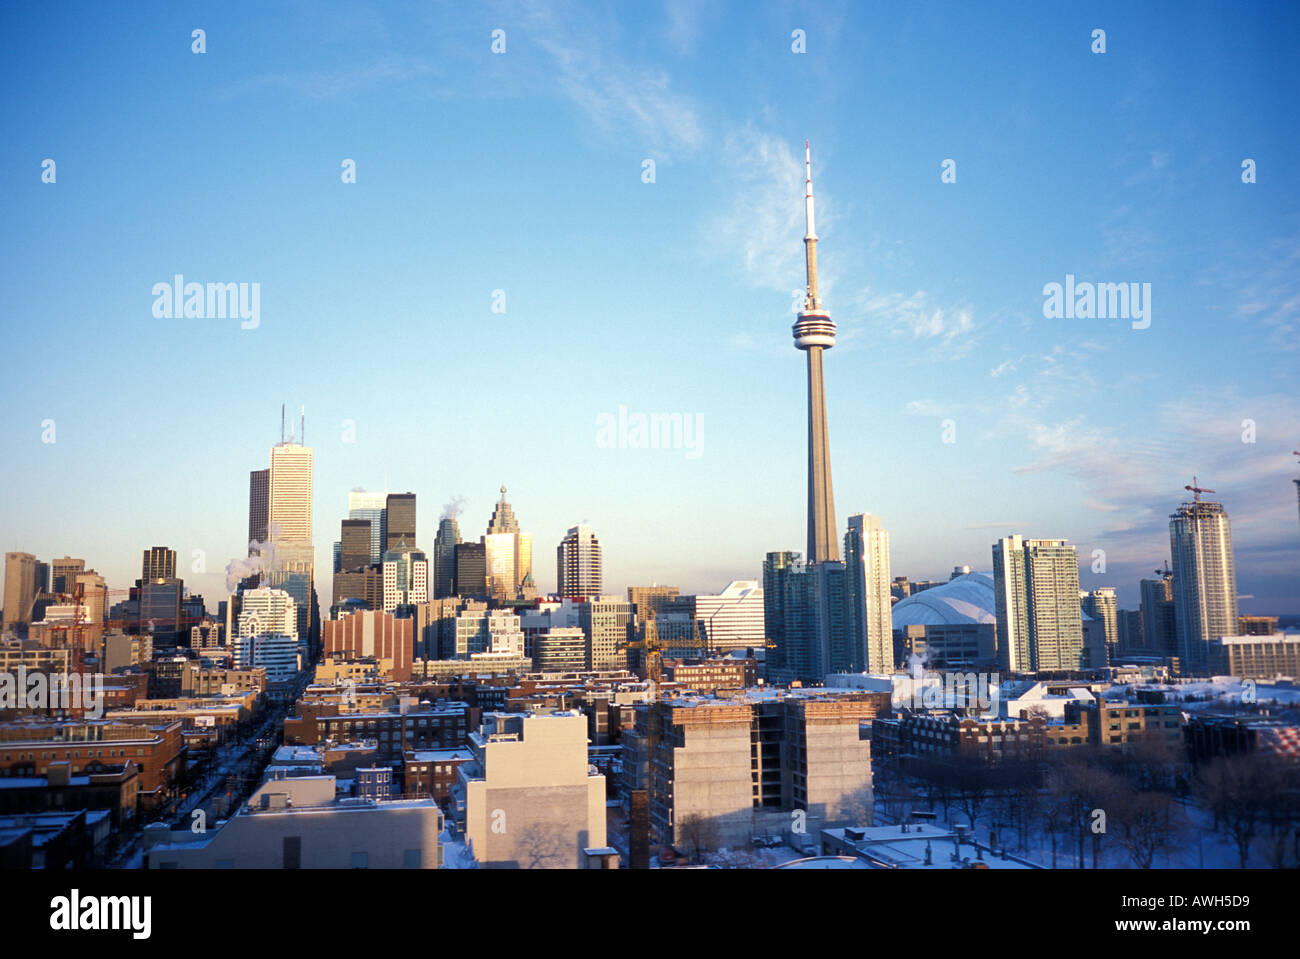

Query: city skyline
[1,3,1297,614]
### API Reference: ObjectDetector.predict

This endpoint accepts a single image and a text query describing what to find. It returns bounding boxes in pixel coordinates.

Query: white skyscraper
[992,535,1084,672]
[269,442,313,544]
[694,581,766,653]
[381,544,429,611]
[845,513,893,673]
[557,524,602,598]
[235,586,300,681]
[1170,490,1239,675]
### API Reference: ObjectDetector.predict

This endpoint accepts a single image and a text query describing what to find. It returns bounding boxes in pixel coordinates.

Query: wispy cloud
[705,126,819,297]
[519,1,703,160]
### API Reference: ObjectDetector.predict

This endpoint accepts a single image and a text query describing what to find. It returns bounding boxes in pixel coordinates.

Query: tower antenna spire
[281,404,285,445]
[300,406,305,446]
[803,140,820,311]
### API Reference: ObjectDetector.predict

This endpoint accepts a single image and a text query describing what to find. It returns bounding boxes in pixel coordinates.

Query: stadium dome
[891,572,997,627]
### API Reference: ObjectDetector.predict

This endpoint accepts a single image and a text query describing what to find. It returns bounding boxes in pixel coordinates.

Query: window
[403,849,421,868]
[351,851,368,869]
[283,836,301,869]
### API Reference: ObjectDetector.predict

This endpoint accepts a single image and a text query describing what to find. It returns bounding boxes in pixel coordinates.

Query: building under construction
[621,688,889,850]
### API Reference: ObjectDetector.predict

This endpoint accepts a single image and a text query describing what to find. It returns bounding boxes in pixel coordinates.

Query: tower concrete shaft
[806,346,838,561]
[792,141,838,563]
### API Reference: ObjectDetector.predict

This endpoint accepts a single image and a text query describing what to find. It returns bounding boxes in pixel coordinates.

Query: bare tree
[676,814,721,864]
[1197,755,1269,869]
[514,822,571,869]
[1110,789,1186,869]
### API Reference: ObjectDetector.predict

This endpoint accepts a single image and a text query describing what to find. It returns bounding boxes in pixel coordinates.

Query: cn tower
[793,141,838,563]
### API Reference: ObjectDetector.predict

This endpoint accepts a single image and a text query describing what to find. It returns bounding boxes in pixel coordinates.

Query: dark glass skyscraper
[434,517,461,598]
[248,468,270,551]
[386,492,417,552]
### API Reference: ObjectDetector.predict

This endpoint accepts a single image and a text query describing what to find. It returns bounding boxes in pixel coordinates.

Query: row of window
[3,748,145,762]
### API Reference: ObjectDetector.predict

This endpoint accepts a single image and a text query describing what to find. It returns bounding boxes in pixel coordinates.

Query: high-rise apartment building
[142,546,177,582]
[845,513,893,673]
[248,468,270,549]
[557,525,602,598]
[992,535,1084,673]
[1170,492,1239,674]
[1081,587,1118,660]
[2,552,38,629]
[762,551,798,678]
[385,492,417,553]
[1140,574,1176,656]
[765,558,853,683]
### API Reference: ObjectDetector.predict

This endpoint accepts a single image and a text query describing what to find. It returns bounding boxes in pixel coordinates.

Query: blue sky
[1,0,1297,613]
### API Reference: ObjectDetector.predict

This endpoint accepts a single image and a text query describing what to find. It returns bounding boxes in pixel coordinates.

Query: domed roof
[892,572,997,627]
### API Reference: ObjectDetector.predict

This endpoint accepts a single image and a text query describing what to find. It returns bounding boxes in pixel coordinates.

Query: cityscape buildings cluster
[1,143,1296,876]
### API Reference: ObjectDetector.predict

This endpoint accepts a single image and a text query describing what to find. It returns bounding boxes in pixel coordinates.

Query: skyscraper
[50,556,86,596]
[262,423,316,644]
[992,535,1085,672]
[482,486,531,599]
[1140,573,1176,655]
[454,541,487,598]
[762,551,798,677]
[248,468,269,550]
[793,142,838,564]
[339,519,372,572]
[557,524,602,598]
[385,492,417,552]
[433,516,460,598]
[2,552,37,629]
[1170,488,1239,675]
[765,558,852,683]
[845,513,893,673]
[269,442,313,543]
[381,541,429,612]
[1081,587,1118,661]
[142,546,177,581]
[348,490,388,564]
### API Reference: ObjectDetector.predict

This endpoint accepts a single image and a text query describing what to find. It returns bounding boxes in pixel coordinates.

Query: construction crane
[618,617,776,686]
[1184,475,1215,503]
[1154,561,1172,579]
